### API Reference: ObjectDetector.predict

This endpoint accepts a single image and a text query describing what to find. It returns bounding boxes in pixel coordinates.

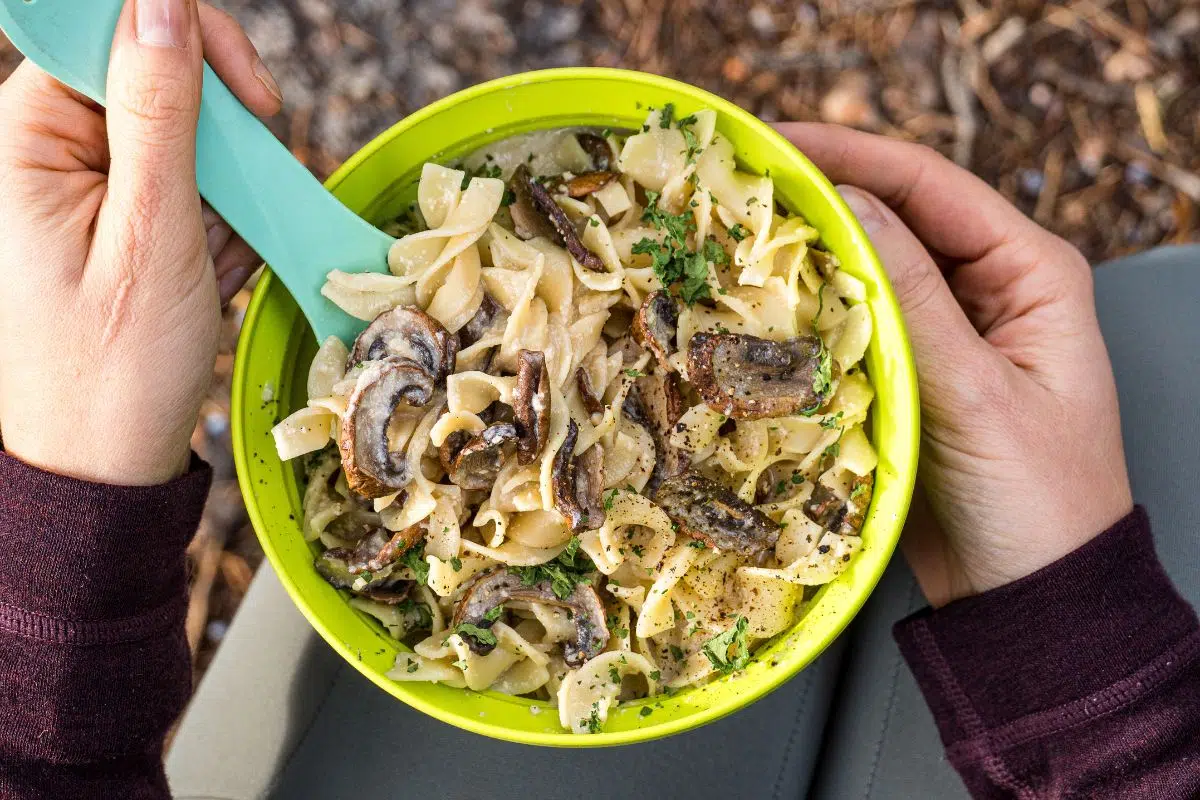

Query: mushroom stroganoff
[272,105,877,734]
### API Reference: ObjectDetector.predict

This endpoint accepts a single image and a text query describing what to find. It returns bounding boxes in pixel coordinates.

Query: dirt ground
[1,0,1196,681]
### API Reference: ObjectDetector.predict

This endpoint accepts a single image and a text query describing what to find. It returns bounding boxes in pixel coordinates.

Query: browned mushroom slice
[687,332,834,420]
[551,420,606,532]
[363,523,426,573]
[514,166,606,272]
[339,359,436,498]
[448,423,519,491]
[804,473,873,536]
[512,350,551,465]
[654,472,781,557]
[314,526,421,604]
[348,306,458,384]
[576,132,615,171]
[632,290,679,373]
[564,170,618,198]
[508,163,560,242]
[458,293,507,350]
[438,429,472,476]
[624,372,689,494]
[451,569,609,666]
[575,367,605,415]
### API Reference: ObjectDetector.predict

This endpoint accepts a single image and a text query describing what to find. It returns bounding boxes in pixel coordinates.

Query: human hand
[0,0,282,485]
[776,123,1133,607]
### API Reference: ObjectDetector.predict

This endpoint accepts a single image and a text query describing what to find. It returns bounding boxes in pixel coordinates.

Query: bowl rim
[233,66,919,746]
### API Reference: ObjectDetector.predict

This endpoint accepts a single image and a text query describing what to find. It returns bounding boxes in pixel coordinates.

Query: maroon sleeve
[894,507,1200,798]
[0,451,210,800]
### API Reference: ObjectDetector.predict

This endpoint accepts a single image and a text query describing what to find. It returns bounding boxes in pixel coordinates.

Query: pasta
[272,107,878,734]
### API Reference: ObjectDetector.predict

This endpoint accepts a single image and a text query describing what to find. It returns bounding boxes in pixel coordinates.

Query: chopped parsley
[459,162,502,189]
[406,661,420,673]
[610,666,622,685]
[589,217,600,227]
[604,488,620,510]
[624,368,645,378]
[686,539,708,550]
[510,536,594,600]
[584,703,603,733]
[727,223,748,242]
[820,411,844,431]
[812,345,834,399]
[649,670,662,681]
[669,645,685,662]
[659,102,676,129]
[703,238,729,266]
[702,616,751,674]
[483,604,504,622]
[639,706,654,717]
[450,556,463,572]
[453,622,497,647]
[400,544,430,586]
[678,113,702,164]
[850,481,871,500]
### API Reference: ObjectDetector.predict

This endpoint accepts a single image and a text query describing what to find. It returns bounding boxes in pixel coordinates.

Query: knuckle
[116,70,197,133]
[892,253,944,315]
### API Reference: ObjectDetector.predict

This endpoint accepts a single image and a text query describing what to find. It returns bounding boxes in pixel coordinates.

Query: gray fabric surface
[168,245,1200,800]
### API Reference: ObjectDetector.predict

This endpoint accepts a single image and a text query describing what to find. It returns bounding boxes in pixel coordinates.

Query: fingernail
[253,58,284,105]
[837,185,888,236]
[136,0,190,48]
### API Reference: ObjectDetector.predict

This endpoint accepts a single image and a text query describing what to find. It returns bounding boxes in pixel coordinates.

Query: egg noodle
[272,106,876,734]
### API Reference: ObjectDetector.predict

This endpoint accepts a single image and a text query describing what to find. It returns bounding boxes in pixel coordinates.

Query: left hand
[0,0,280,485]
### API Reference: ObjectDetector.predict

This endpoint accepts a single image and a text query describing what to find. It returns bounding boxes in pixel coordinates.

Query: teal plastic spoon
[0,0,394,344]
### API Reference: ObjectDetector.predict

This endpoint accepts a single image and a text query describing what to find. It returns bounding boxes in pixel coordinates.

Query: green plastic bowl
[233,67,919,746]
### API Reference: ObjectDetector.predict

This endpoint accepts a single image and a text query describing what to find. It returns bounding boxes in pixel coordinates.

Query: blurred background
[1,0,1196,683]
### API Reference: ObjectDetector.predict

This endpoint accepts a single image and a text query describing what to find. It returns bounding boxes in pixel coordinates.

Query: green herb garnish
[702,616,751,674]
[510,536,593,600]
[401,544,430,586]
[483,604,504,623]
[453,622,497,647]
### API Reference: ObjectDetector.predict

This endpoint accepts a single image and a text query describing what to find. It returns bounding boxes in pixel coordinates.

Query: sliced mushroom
[576,367,605,415]
[447,422,519,491]
[451,569,609,666]
[576,132,615,171]
[654,472,781,557]
[512,350,551,465]
[632,290,679,373]
[314,527,420,604]
[438,429,472,476]
[549,170,619,197]
[508,163,561,242]
[511,165,606,271]
[804,473,873,536]
[687,332,834,420]
[339,358,436,498]
[348,306,458,384]
[458,293,507,350]
[551,420,606,532]
[363,523,426,573]
[623,372,689,494]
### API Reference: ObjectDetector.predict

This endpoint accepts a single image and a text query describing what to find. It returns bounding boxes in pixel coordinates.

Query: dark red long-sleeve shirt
[0,452,1197,798]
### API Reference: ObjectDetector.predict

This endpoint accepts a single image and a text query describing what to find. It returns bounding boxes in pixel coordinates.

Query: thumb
[104,0,204,239]
[837,185,996,411]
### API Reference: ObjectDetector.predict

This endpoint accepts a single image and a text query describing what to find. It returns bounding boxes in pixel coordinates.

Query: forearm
[895,507,1200,798]
[0,451,210,799]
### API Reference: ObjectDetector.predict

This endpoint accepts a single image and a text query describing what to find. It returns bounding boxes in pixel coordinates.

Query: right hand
[776,123,1134,607]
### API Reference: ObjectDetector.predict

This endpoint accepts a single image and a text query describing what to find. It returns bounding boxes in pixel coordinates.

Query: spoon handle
[0,0,392,344]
